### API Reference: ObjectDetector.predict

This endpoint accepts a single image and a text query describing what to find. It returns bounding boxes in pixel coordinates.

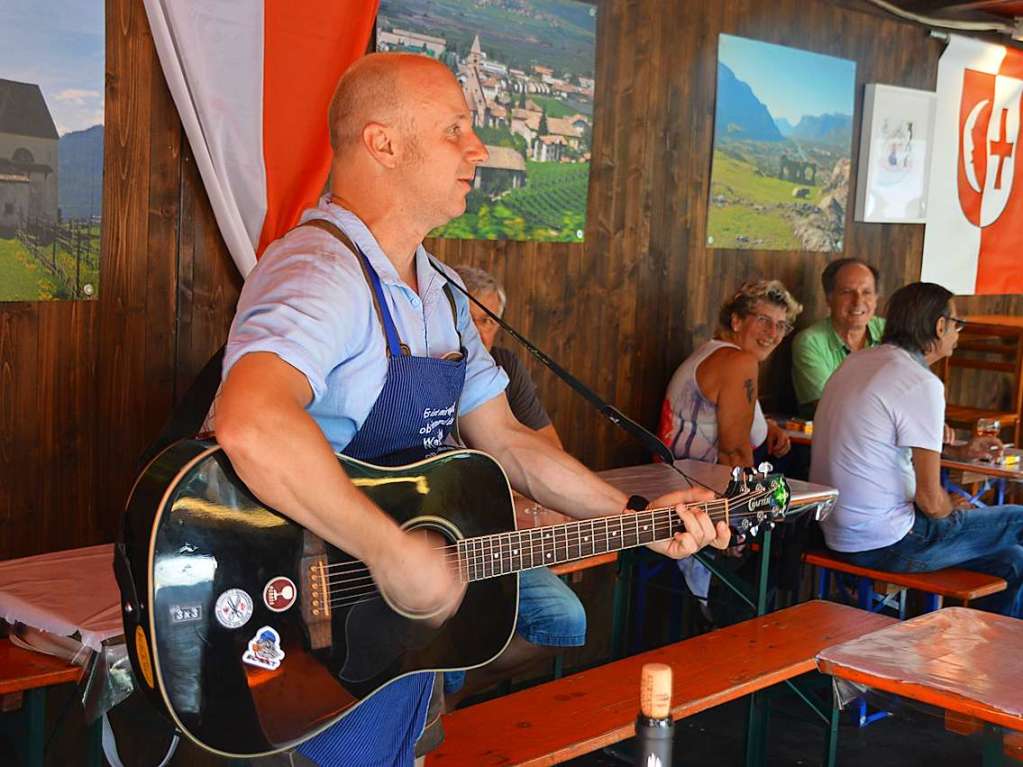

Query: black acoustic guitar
[116,440,790,758]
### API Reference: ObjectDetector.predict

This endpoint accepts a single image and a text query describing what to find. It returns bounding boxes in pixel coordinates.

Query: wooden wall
[431,0,1023,470]
[0,0,239,561]
[2,0,1022,561]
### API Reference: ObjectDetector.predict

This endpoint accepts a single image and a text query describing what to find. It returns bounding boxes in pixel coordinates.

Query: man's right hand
[368,528,466,626]
[963,434,1004,461]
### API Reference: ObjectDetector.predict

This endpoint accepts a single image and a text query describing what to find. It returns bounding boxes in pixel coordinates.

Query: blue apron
[298,237,466,767]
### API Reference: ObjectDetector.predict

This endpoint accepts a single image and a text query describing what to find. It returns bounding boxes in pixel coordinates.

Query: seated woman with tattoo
[659,279,802,468]
[658,280,802,611]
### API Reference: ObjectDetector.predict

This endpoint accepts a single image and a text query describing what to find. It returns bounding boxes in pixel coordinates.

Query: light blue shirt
[222,196,509,451]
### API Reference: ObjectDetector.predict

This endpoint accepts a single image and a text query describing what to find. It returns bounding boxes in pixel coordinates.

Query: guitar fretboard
[456,507,697,582]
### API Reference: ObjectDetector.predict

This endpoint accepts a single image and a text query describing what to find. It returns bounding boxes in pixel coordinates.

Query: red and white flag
[143,1,378,277]
[923,34,1023,296]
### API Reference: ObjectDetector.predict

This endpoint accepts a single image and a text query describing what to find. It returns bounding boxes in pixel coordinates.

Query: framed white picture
[855,83,936,223]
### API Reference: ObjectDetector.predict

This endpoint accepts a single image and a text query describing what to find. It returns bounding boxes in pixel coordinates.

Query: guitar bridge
[300,531,332,650]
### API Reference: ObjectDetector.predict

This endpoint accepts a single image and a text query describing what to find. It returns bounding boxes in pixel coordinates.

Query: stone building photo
[0,1,104,302]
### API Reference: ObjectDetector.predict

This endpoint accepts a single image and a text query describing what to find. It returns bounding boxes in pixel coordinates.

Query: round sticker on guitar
[263,577,297,612]
[214,588,253,629]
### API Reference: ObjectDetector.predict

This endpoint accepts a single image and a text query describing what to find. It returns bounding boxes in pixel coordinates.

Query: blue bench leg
[630,560,660,654]
[923,593,940,612]
[817,568,830,599]
[857,577,875,611]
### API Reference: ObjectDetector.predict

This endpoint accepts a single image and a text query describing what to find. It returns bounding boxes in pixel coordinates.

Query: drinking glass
[976,417,1001,438]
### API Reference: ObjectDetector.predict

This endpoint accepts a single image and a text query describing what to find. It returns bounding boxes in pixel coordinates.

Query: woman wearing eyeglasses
[659,280,802,613]
[659,279,803,467]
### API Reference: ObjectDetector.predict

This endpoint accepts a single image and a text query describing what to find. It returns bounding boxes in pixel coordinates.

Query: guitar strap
[137,221,465,468]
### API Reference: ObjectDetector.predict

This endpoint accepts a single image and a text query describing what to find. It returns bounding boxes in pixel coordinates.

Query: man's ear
[362,122,400,169]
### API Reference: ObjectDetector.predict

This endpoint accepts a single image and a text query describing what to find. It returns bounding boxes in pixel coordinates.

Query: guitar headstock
[722,463,791,542]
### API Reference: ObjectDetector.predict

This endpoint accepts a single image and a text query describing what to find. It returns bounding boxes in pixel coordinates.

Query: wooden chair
[426,600,895,767]
[937,315,1023,445]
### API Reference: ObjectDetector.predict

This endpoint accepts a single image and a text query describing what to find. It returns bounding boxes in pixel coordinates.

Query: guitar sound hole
[338,520,461,684]
[402,518,461,586]
[407,526,454,555]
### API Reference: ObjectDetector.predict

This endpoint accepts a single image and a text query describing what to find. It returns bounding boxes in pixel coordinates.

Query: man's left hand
[636,489,731,559]
[766,422,791,457]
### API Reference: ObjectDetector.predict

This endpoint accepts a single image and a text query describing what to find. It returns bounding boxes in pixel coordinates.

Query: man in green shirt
[792,258,885,418]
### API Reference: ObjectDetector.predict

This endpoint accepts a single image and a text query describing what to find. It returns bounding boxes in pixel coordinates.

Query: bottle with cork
[635,662,674,766]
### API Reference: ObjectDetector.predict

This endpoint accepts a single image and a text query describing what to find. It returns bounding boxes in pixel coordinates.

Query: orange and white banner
[922,34,1023,296]
[143,1,377,277]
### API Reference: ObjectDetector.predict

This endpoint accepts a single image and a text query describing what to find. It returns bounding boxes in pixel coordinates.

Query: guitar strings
[319,503,772,587]
[318,490,773,579]
[316,492,766,577]
[319,496,780,610]
[317,494,775,593]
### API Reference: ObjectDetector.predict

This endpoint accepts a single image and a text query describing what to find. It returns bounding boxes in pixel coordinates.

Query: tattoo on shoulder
[743,378,754,404]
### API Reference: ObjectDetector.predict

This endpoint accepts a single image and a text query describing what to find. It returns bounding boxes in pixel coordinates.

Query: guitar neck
[457,500,729,583]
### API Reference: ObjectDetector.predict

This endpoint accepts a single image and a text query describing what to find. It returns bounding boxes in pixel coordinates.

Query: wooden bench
[804,549,1007,617]
[426,600,895,766]
[0,637,86,767]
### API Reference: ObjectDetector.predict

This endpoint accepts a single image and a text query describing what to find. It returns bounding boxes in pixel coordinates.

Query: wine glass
[976,417,1001,438]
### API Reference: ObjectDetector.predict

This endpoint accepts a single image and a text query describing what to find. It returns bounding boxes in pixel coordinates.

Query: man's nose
[467,132,489,163]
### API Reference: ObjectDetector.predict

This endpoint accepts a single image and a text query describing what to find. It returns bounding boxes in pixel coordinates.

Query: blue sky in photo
[0,0,104,135]
[719,34,855,123]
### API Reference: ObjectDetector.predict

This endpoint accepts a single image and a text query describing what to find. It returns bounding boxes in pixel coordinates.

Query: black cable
[430,259,711,491]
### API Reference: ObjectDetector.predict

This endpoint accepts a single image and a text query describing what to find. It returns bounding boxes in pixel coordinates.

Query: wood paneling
[432,0,1023,471]
[0,0,238,560]
[2,0,1021,561]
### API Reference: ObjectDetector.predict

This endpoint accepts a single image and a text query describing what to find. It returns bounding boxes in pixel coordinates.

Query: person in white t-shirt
[811,281,1023,618]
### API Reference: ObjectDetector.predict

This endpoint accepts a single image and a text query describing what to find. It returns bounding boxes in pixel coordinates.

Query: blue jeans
[443,566,586,693]
[840,506,1023,618]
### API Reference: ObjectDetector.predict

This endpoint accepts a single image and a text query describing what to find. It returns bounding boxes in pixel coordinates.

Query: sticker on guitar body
[263,577,297,612]
[214,588,253,629]
[242,626,286,671]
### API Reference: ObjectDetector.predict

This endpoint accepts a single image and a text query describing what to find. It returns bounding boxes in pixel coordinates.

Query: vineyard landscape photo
[0,1,104,301]
[377,0,597,242]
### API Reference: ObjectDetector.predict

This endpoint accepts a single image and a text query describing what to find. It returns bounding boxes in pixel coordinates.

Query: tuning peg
[757,462,773,476]
[731,466,743,481]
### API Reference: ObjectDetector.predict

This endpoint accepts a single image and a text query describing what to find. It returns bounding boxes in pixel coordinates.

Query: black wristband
[626,494,650,511]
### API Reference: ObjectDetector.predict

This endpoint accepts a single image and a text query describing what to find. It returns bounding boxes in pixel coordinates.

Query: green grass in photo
[0,237,60,301]
[707,204,800,250]
[432,161,589,241]
[527,95,582,119]
[710,151,821,206]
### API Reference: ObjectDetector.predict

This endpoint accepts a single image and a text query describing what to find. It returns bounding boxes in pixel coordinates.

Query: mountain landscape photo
[706,35,856,252]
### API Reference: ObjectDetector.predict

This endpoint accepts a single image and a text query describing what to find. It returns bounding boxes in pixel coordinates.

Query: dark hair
[821,258,880,296]
[882,282,954,354]
[717,279,803,330]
